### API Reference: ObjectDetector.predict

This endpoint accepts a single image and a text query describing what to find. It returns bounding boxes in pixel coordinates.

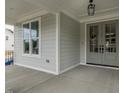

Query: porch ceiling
[6,0,119,25]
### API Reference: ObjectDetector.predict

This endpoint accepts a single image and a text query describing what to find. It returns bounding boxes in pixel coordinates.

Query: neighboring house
[6,0,119,75]
[5,28,14,65]
[5,28,14,51]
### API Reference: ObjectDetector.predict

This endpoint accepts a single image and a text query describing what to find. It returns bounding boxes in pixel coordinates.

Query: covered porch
[6,0,119,93]
[6,0,119,74]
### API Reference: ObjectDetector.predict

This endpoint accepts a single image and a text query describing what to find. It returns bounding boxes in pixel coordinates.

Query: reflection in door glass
[105,23,116,53]
[89,25,98,53]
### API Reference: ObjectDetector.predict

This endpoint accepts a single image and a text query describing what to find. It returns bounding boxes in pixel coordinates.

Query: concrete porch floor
[6,65,119,93]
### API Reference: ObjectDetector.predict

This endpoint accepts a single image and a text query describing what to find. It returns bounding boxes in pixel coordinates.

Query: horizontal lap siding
[60,13,80,71]
[14,14,56,72]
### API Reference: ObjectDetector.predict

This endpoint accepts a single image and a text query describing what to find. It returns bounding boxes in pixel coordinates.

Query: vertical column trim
[56,13,60,74]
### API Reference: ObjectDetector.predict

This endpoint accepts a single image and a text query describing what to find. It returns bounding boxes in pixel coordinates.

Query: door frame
[84,17,119,66]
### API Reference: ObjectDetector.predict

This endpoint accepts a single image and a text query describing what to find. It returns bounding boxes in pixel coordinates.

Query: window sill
[22,54,41,58]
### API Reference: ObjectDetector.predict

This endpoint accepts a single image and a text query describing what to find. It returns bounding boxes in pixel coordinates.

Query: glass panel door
[87,20,119,66]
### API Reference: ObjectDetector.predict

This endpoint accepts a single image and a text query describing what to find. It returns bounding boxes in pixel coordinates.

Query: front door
[87,20,119,67]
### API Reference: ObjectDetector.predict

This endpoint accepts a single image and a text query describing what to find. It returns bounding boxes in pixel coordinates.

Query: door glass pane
[111,23,116,37]
[105,23,116,53]
[105,24,110,38]
[90,45,93,52]
[89,25,98,53]
[23,23,30,54]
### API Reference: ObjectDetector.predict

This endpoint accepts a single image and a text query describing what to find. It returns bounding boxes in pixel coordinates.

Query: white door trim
[80,63,119,70]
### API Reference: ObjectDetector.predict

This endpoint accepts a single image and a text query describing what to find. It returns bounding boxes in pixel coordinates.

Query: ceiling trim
[16,9,81,23]
[58,7,119,23]
[80,7,119,23]
[61,10,80,22]
[16,9,49,23]
[7,5,119,24]
[5,16,17,25]
[79,7,119,17]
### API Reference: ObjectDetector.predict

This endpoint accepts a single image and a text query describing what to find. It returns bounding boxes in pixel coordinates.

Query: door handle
[101,47,104,53]
[99,47,102,53]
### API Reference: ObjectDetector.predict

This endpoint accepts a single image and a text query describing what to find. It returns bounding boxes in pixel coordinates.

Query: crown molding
[61,10,80,22]
[16,9,49,23]
[80,7,119,23]
[11,7,119,24]
[80,7,118,17]
[5,16,17,25]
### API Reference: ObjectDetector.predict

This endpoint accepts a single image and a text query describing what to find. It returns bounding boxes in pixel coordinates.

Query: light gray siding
[60,13,80,71]
[14,14,57,73]
[80,23,86,64]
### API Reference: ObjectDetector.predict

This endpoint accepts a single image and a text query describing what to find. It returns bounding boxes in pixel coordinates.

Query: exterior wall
[5,29,14,50]
[14,14,57,74]
[60,13,80,72]
[14,10,119,74]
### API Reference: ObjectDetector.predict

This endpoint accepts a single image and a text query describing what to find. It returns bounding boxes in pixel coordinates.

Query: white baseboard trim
[60,63,80,74]
[14,63,58,75]
[80,63,119,70]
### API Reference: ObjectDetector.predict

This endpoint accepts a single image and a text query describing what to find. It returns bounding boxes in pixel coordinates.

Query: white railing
[5,50,14,65]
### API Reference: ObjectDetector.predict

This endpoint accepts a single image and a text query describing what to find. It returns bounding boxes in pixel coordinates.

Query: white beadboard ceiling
[6,0,119,24]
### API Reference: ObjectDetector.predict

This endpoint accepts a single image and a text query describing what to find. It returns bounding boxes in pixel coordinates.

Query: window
[22,19,40,56]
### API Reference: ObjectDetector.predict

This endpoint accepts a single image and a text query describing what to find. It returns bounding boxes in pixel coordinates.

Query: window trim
[22,17,41,58]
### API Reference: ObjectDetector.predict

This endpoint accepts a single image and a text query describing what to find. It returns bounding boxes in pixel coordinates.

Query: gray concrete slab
[6,65,119,93]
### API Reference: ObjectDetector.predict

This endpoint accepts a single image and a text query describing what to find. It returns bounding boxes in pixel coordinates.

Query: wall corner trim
[59,63,80,74]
